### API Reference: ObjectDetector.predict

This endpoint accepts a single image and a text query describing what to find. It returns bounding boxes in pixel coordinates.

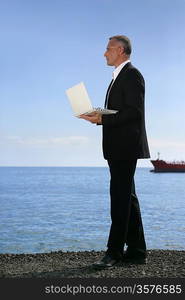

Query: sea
[0,167,185,254]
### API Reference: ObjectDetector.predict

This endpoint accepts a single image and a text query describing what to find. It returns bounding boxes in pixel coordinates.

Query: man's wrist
[98,114,102,124]
[95,114,102,125]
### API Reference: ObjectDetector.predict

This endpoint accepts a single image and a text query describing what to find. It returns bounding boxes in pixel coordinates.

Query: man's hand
[79,112,102,124]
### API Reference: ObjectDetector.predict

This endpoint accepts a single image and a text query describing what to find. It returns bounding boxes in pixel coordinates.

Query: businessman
[80,35,150,269]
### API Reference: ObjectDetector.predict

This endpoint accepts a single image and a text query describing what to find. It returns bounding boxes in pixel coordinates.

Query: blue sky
[0,0,185,167]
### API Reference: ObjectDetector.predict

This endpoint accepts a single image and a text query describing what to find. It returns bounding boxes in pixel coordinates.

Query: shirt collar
[113,59,130,81]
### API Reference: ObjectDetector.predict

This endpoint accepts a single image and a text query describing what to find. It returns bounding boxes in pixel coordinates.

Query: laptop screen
[66,82,93,116]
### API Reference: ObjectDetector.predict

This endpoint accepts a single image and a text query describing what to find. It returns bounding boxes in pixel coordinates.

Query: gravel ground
[0,250,185,278]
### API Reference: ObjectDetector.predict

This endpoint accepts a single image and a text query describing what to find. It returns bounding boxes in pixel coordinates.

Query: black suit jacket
[102,62,150,160]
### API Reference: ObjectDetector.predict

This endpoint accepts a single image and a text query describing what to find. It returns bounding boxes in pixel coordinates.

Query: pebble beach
[0,250,185,278]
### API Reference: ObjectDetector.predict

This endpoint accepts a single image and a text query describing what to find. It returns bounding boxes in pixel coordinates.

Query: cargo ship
[150,153,185,173]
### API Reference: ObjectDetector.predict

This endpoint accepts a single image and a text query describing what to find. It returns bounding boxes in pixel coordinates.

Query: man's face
[104,39,122,66]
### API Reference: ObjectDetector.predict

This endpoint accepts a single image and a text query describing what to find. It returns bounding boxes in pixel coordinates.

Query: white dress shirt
[112,59,131,81]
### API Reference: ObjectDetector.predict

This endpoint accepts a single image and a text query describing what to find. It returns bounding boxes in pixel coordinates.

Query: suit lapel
[104,79,114,108]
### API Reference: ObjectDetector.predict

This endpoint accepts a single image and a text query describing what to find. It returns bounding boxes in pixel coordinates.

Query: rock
[0,250,185,278]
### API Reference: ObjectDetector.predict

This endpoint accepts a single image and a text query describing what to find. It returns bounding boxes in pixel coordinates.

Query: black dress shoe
[123,250,147,264]
[123,256,147,264]
[92,254,122,269]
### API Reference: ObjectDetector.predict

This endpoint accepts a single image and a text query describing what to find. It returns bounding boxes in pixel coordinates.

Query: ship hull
[150,160,185,173]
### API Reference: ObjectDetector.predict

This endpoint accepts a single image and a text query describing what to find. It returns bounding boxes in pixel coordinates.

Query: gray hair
[109,35,132,55]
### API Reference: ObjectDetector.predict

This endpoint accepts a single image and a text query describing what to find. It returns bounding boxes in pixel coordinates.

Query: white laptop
[66,82,117,117]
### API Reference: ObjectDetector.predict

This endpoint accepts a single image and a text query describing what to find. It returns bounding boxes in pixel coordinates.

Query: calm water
[0,167,185,254]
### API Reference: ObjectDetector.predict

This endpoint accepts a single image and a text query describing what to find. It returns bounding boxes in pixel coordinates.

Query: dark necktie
[104,79,114,108]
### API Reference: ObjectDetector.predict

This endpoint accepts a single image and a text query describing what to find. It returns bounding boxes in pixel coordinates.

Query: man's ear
[121,47,125,55]
[118,46,124,56]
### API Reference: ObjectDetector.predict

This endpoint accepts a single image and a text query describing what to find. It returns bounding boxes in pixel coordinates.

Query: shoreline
[0,249,185,278]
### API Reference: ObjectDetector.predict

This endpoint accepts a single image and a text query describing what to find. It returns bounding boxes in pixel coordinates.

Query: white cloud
[148,138,185,161]
[1,135,90,147]
[149,138,185,149]
[1,136,184,167]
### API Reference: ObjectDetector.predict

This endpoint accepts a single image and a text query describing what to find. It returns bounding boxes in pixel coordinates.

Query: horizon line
[0,165,150,168]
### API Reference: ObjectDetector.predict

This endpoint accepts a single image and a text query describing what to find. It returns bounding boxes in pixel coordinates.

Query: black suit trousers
[107,159,146,254]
